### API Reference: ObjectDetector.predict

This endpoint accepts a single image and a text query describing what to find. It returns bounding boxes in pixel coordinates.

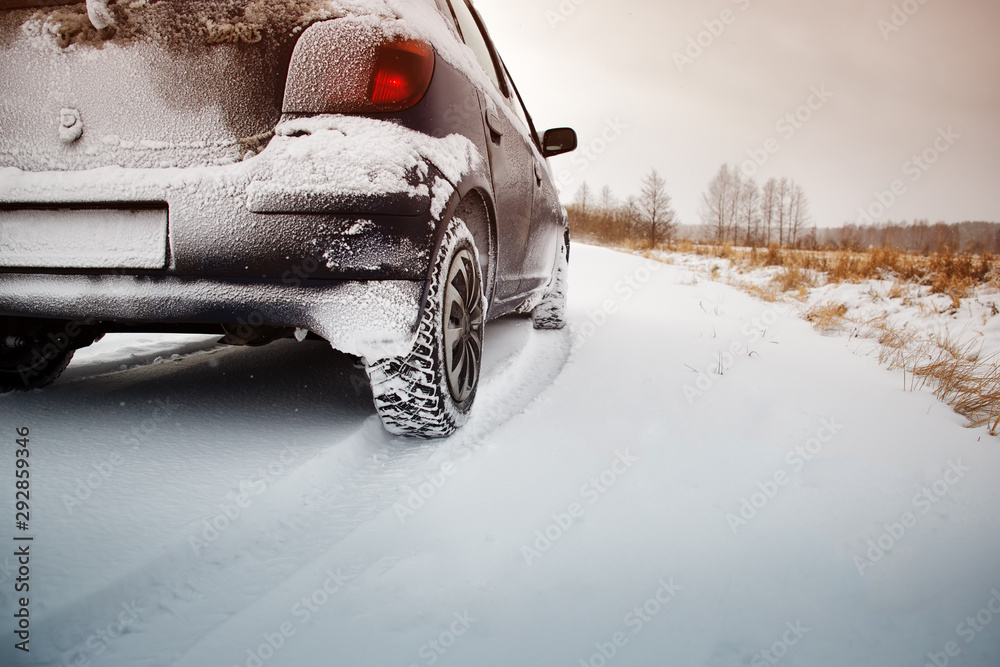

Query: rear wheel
[365,218,485,438]
[0,324,76,392]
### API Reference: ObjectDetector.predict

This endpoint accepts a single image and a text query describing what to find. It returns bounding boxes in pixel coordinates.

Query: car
[0,0,577,438]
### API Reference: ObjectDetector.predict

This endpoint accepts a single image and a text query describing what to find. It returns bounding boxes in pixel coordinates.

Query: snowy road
[2,244,1000,667]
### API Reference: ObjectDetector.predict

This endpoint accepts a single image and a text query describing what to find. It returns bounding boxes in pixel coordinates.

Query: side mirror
[541,128,577,158]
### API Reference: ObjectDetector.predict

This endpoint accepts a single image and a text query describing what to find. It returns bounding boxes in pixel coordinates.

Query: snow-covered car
[0,0,577,437]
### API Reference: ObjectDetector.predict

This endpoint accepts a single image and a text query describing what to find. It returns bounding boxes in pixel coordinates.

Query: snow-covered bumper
[0,116,483,359]
[0,116,479,281]
[0,273,422,359]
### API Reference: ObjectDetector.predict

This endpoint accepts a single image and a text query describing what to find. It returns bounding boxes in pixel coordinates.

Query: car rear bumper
[0,273,423,360]
[0,115,474,281]
[0,115,486,358]
[0,170,440,283]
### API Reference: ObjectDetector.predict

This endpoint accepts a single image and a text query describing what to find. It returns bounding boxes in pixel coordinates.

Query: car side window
[448,0,505,94]
[500,61,535,138]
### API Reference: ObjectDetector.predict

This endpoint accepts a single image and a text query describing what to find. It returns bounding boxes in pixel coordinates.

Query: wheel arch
[427,181,498,316]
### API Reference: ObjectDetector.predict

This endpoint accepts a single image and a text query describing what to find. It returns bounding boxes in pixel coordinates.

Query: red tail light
[370,41,435,109]
[283,22,435,114]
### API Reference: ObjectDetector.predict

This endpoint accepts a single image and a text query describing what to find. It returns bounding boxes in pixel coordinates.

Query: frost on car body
[0,0,577,437]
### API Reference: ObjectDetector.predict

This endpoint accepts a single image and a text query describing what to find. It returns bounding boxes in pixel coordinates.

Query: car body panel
[0,0,572,364]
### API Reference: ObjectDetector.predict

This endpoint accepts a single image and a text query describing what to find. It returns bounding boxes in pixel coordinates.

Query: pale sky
[474,0,1000,228]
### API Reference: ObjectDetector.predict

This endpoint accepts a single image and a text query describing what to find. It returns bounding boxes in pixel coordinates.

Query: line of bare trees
[567,165,998,254]
[818,221,1000,254]
[568,170,677,248]
[700,164,811,247]
[567,165,811,250]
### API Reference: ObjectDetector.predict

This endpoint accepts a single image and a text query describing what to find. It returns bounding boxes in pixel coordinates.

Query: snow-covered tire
[0,331,75,393]
[365,218,485,439]
[532,232,569,330]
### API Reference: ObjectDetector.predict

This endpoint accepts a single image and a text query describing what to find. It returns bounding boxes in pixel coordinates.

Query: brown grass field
[635,241,1000,435]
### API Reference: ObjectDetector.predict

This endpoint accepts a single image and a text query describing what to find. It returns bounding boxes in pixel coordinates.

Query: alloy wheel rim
[443,248,484,405]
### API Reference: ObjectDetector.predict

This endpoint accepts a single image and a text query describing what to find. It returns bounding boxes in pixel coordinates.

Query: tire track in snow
[23,325,571,667]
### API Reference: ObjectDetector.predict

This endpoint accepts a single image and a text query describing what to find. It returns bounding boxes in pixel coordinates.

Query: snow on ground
[656,248,1000,357]
[2,244,1000,667]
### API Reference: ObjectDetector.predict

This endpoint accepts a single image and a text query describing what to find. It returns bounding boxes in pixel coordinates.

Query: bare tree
[728,174,742,243]
[597,185,616,243]
[789,184,810,247]
[599,185,615,212]
[639,169,676,248]
[701,164,735,244]
[739,177,761,246]
[761,178,778,246]
[575,182,592,219]
[776,177,790,246]
[617,195,640,245]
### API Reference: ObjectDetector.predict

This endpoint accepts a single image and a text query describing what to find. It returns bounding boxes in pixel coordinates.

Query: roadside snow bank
[649,247,1000,432]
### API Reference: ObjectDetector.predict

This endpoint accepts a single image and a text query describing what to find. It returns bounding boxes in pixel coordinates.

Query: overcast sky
[473,0,1000,228]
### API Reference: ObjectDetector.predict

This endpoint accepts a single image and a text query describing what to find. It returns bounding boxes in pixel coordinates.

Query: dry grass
[853,319,1000,434]
[698,244,996,297]
[675,240,696,255]
[772,266,814,295]
[679,242,1000,434]
[714,241,735,259]
[735,282,783,303]
[855,317,920,369]
[912,337,1000,435]
[951,363,1000,434]
[806,302,849,333]
[669,243,997,314]
[927,252,990,306]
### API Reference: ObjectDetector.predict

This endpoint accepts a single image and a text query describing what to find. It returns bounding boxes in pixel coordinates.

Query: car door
[448,0,536,303]
[501,67,564,294]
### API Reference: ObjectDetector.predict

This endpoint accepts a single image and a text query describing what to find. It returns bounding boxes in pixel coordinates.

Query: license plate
[0,207,168,269]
